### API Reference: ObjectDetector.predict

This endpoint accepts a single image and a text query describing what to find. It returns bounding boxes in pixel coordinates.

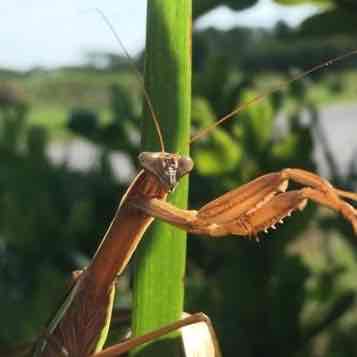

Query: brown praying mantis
[30,62,357,357]
[25,10,357,357]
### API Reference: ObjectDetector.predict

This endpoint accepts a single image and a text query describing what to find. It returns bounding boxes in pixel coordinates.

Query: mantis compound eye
[138,152,193,191]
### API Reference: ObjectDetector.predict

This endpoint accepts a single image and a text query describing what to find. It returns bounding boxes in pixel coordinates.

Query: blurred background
[1,0,357,356]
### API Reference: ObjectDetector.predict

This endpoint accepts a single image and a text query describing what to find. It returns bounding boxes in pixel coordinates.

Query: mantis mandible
[29,11,357,356]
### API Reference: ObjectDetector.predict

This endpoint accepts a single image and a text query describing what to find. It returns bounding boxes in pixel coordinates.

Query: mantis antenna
[95,8,166,153]
[190,49,357,143]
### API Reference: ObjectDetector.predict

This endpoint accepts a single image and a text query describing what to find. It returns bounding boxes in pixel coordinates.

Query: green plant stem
[131,1,192,356]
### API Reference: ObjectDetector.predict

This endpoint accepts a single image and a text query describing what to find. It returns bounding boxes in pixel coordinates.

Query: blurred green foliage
[193,0,258,19]
[189,36,357,355]
[0,83,122,346]
[1,1,357,356]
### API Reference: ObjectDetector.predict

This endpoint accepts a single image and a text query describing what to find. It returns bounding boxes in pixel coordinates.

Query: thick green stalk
[131,1,191,356]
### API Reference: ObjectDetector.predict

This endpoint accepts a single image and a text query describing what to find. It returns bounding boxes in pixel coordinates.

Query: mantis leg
[43,333,69,357]
[32,332,69,357]
[130,168,357,237]
[91,313,221,357]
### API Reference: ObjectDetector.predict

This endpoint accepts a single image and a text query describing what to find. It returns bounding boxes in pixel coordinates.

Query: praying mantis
[23,7,357,357]
[31,60,357,356]
[33,144,357,355]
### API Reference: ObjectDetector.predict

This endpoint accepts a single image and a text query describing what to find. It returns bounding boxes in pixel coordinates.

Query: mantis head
[138,152,193,192]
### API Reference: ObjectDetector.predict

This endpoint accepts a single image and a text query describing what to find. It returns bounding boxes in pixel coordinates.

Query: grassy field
[0,67,142,139]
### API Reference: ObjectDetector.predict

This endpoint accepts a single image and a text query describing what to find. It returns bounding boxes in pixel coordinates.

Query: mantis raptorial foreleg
[130,168,357,237]
[91,313,221,357]
[36,312,220,357]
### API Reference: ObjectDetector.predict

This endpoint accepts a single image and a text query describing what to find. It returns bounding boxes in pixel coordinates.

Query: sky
[0,0,319,70]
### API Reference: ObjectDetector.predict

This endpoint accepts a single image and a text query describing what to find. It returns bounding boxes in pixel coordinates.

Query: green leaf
[131,1,191,356]
[238,89,274,156]
[193,0,258,19]
[192,97,242,175]
[299,8,357,36]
